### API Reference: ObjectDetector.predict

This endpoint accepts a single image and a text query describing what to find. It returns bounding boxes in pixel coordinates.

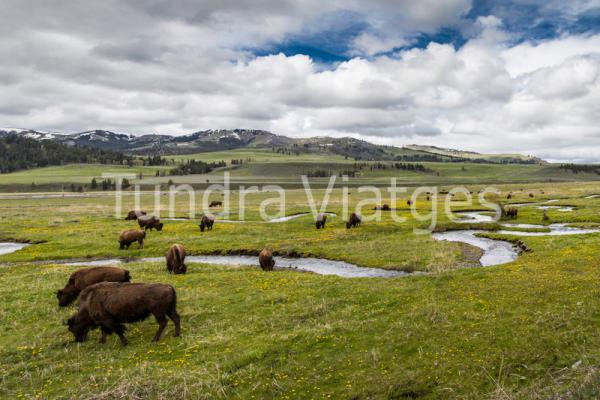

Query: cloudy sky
[1,1,600,161]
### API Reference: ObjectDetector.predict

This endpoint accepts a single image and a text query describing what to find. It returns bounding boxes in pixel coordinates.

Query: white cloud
[0,1,599,161]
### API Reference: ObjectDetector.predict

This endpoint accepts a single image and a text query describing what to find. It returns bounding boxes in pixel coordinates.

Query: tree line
[0,133,134,173]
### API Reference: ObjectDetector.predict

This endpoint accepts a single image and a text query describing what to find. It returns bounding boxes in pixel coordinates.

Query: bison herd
[60,206,367,344]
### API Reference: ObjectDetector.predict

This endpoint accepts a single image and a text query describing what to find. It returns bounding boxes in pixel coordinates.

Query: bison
[502,207,518,218]
[138,215,164,231]
[209,201,222,207]
[346,213,361,229]
[67,282,181,345]
[315,213,327,229]
[199,214,215,232]
[166,244,186,274]
[125,210,146,220]
[57,266,130,307]
[119,229,146,249]
[373,204,391,211]
[259,248,275,271]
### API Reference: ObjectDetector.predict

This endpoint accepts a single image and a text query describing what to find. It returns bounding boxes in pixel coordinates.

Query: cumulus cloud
[0,1,599,161]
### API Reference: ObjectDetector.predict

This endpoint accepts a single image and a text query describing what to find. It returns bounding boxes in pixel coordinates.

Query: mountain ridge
[0,128,545,164]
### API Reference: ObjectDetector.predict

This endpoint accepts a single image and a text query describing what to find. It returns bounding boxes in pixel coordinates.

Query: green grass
[2,182,600,398]
[0,164,171,186]
[2,149,600,191]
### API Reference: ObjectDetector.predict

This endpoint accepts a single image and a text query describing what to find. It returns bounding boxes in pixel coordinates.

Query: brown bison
[57,266,131,307]
[166,244,186,274]
[507,194,512,199]
[502,207,518,218]
[374,204,391,211]
[138,215,164,231]
[125,210,146,220]
[209,201,222,207]
[346,213,361,229]
[259,248,275,271]
[67,282,181,345]
[119,229,146,249]
[406,200,412,206]
[315,213,327,229]
[199,214,215,232]
[529,193,535,198]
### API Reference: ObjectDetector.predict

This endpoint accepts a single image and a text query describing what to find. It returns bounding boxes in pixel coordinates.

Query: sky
[1,1,600,162]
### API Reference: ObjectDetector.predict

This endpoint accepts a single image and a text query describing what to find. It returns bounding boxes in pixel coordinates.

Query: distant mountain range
[0,128,545,164]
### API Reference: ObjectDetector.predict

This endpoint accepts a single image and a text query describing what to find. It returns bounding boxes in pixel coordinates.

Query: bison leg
[114,324,128,346]
[99,327,111,343]
[152,313,168,342]
[138,239,144,249]
[168,309,181,337]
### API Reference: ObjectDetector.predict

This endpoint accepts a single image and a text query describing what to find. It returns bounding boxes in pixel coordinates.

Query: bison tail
[169,286,178,313]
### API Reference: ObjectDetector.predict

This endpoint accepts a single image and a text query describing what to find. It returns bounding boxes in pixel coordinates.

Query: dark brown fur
[209,201,222,207]
[315,213,327,229]
[502,207,518,218]
[166,244,187,274]
[138,215,164,231]
[199,215,215,232]
[67,282,181,345]
[346,213,361,229]
[119,229,146,249]
[125,210,146,220]
[259,248,275,271]
[57,267,130,307]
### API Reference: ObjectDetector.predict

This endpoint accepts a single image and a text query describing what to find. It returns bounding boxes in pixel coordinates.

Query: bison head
[156,222,164,231]
[67,314,91,343]
[199,222,206,232]
[56,289,75,307]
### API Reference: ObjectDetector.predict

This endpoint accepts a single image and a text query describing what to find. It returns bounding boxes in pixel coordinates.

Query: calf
[346,213,362,229]
[138,215,164,231]
[199,214,215,232]
[125,210,146,220]
[166,244,187,274]
[259,248,275,271]
[67,282,181,345]
[119,229,146,249]
[315,213,327,229]
[57,266,130,307]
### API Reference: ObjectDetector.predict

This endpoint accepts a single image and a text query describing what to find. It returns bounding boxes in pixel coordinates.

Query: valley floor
[1,181,600,398]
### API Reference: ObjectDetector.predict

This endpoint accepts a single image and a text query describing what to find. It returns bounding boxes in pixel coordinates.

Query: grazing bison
[57,267,130,307]
[119,229,146,249]
[315,213,327,229]
[199,214,215,232]
[209,201,222,207]
[67,282,181,345]
[125,210,146,220]
[166,244,186,274]
[346,213,361,229]
[259,248,275,271]
[507,194,512,199]
[138,215,164,231]
[529,193,535,198]
[406,200,412,206]
[502,207,518,218]
[374,204,391,211]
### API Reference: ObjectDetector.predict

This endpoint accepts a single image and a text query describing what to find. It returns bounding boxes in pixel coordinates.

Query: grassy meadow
[1,159,600,398]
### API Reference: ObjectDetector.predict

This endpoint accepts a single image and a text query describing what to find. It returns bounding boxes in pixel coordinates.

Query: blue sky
[256,0,600,63]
